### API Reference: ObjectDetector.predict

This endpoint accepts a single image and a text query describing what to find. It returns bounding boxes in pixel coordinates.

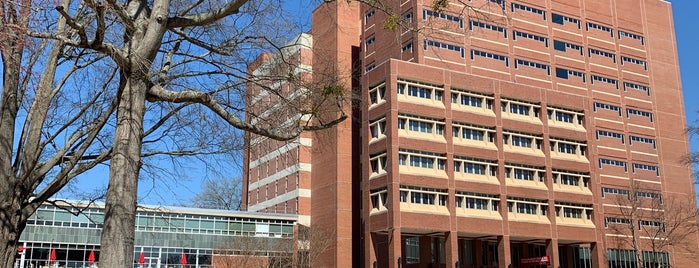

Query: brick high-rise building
[243,3,362,267]
[245,0,699,267]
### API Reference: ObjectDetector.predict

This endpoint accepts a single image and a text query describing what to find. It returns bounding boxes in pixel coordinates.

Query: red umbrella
[87,250,95,263]
[138,252,145,265]
[49,248,57,263]
[180,252,187,265]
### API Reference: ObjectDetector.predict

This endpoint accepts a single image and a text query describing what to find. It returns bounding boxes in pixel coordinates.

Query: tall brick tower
[359,0,698,267]
[245,0,699,267]
[244,2,361,267]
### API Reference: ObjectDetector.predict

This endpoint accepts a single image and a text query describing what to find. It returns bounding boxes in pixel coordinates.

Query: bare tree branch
[167,0,248,28]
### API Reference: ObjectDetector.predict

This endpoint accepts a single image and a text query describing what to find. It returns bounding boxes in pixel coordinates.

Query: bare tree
[190,177,242,210]
[213,235,286,268]
[0,0,119,266]
[606,182,699,267]
[0,0,504,266]
[211,224,332,268]
[296,224,334,268]
[1,0,346,266]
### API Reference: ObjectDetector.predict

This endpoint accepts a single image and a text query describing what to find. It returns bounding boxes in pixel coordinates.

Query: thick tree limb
[167,0,248,28]
[147,85,346,141]
[104,0,135,31]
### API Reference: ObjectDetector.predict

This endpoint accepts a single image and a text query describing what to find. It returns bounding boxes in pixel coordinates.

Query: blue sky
[54,1,699,206]
[674,1,699,135]
[164,1,699,206]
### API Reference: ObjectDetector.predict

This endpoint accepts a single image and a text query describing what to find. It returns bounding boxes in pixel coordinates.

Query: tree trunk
[0,33,24,268]
[98,76,148,266]
[0,200,23,268]
[98,0,168,263]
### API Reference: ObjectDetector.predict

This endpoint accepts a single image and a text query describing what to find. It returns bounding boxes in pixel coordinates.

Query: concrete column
[420,236,432,266]
[474,239,484,268]
[546,239,559,268]
[590,242,606,268]
[445,231,459,268]
[366,232,376,268]
[497,235,511,268]
[389,228,402,268]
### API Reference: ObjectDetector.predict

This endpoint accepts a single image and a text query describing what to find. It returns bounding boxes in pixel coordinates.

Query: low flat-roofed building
[15,200,298,268]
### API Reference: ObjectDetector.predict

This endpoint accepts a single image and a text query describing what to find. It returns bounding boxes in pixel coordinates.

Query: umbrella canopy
[138,252,145,264]
[49,248,56,262]
[88,250,95,263]
[180,252,187,265]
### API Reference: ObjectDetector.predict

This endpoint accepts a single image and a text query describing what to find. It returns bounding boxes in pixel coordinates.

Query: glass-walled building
[15,200,297,268]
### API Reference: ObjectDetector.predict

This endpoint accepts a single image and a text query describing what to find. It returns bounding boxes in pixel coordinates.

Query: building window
[454,125,482,141]
[621,56,647,70]
[454,156,498,177]
[501,99,541,118]
[365,63,376,73]
[471,49,509,67]
[551,13,581,28]
[452,122,496,143]
[593,102,622,116]
[397,113,444,136]
[423,9,464,28]
[397,79,444,102]
[623,82,651,96]
[555,202,592,220]
[368,82,386,106]
[636,191,662,202]
[547,106,584,126]
[456,192,500,211]
[469,20,507,38]
[481,241,499,266]
[365,9,376,22]
[552,169,590,188]
[404,237,420,264]
[505,163,545,182]
[402,42,414,52]
[553,40,583,55]
[550,137,587,157]
[369,117,387,140]
[630,135,656,149]
[403,10,413,23]
[607,249,638,268]
[641,251,670,268]
[515,59,550,74]
[365,36,375,47]
[503,130,543,150]
[507,197,547,216]
[599,158,628,172]
[399,185,448,206]
[591,74,619,89]
[632,163,660,176]
[626,108,654,122]
[604,216,631,227]
[586,21,614,37]
[424,39,465,57]
[588,48,617,63]
[555,67,586,82]
[596,129,625,143]
[450,88,494,110]
[601,187,630,198]
[398,149,446,171]
[618,30,645,45]
[369,152,387,176]
[460,95,483,107]
[511,2,546,20]
[639,220,664,230]
[513,31,549,47]
[370,187,388,211]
